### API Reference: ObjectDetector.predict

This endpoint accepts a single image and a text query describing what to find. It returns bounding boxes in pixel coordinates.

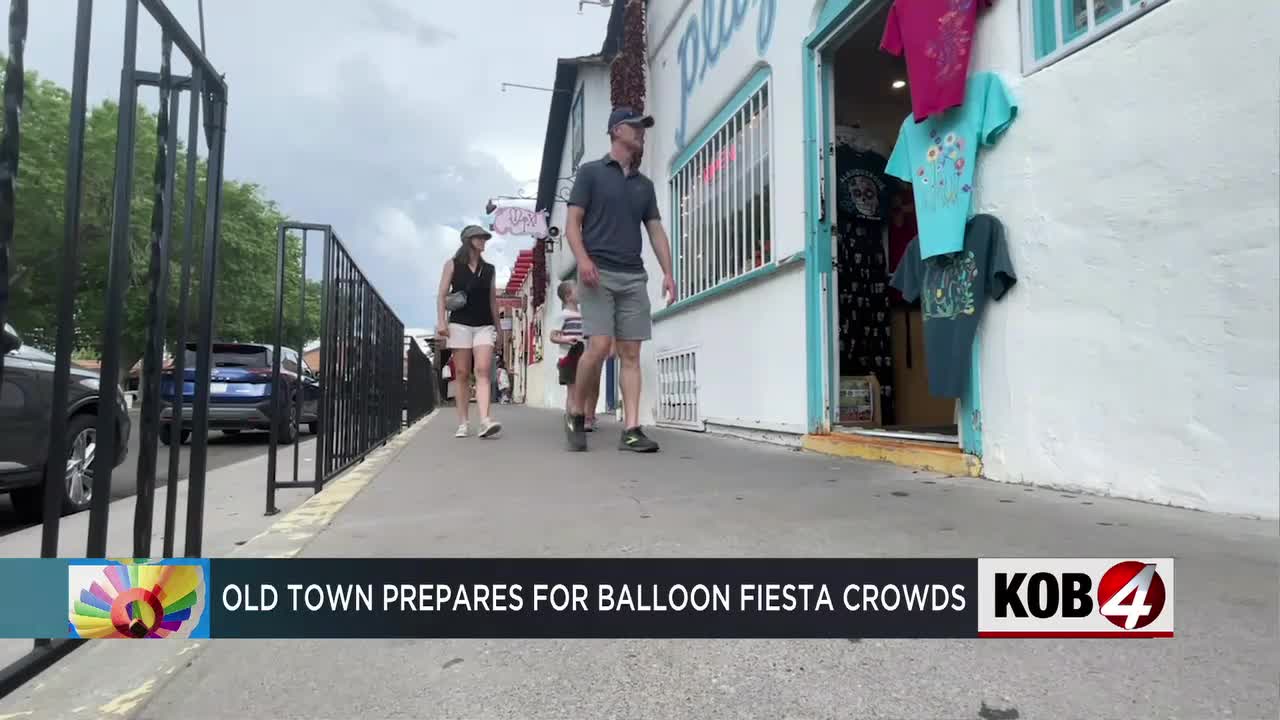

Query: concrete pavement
[0,412,293,536]
[0,436,318,678]
[6,407,1279,719]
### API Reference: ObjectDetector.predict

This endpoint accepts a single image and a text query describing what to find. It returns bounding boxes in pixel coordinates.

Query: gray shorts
[579,268,651,341]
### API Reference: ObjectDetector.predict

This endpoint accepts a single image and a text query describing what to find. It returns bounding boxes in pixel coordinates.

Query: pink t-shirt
[881,0,994,123]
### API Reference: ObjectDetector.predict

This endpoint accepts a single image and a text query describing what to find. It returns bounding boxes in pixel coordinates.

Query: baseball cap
[608,107,655,132]
[461,224,492,241]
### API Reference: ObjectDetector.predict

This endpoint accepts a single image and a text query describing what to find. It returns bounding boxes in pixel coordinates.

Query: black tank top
[447,260,494,327]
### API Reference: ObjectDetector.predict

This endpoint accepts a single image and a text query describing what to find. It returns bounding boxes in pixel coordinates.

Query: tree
[7,65,321,381]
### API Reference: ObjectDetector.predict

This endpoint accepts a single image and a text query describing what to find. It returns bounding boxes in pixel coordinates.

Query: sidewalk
[5,407,1278,719]
[0,439,318,677]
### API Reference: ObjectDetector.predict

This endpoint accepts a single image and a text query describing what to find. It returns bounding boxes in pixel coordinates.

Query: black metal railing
[0,0,228,698]
[265,224,410,515]
[405,335,436,425]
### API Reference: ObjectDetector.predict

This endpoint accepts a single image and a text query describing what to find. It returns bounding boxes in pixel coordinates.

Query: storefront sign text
[675,0,776,150]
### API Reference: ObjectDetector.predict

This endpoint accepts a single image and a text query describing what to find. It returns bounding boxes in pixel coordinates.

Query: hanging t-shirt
[889,214,1015,398]
[835,145,891,224]
[880,0,994,122]
[886,186,917,305]
[885,71,1017,260]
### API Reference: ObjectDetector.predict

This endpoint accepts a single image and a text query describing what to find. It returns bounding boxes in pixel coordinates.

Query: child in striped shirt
[551,281,585,419]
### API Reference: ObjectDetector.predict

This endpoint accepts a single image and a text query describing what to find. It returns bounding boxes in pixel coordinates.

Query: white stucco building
[529,0,1279,518]
[524,35,624,417]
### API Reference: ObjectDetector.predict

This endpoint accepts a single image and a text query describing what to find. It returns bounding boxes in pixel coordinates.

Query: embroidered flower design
[926,145,941,162]
[944,133,957,146]
[955,157,966,172]
[924,0,976,84]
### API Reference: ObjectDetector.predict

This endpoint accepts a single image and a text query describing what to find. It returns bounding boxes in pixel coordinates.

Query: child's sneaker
[479,418,502,439]
[454,423,470,438]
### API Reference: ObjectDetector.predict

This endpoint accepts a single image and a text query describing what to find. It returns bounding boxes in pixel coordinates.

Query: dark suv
[159,342,320,445]
[1,324,131,521]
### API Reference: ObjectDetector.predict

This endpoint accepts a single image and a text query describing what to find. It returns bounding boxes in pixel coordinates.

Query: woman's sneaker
[584,416,596,432]
[454,423,470,438]
[479,418,502,438]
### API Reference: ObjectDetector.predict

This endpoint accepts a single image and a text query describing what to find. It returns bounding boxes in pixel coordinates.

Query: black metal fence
[405,335,436,425]
[0,0,228,698]
[265,224,409,515]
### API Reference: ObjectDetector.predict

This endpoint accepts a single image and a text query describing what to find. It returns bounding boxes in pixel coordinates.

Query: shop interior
[828,3,959,444]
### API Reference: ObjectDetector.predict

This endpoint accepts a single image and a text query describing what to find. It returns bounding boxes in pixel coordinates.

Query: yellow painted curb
[803,433,983,477]
[235,409,439,558]
[83,411,440,720]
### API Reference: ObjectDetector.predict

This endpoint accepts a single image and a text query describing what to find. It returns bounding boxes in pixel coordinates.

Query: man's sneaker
[454,423,470,438]
[619,427,659,453]
[565,413,587,452]
[479,418,502,438]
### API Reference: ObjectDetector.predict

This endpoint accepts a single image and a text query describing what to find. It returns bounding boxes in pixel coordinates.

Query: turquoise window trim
[670,65,772,177]
[668,63,772,306]
[1032,0,1158,63]
[652,251,804,323]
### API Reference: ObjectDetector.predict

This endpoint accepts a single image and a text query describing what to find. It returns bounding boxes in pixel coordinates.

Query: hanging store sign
[491,207,549,238]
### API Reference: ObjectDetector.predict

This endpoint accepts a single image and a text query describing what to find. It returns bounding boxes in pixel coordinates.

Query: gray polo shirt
[567,153,660,274]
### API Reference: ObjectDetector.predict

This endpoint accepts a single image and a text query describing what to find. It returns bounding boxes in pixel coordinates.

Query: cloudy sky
[21,0,611,331]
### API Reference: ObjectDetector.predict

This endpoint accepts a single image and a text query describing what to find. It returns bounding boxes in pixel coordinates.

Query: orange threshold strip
[802,432,983,478]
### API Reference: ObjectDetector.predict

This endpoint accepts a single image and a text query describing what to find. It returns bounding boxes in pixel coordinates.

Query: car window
[187,347,270,368]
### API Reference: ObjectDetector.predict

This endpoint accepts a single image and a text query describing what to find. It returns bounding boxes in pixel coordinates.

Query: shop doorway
[822,1,959,445]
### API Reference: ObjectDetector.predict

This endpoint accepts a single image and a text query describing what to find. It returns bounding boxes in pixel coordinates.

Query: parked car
[1,323,131,521]
[159,341,320,445]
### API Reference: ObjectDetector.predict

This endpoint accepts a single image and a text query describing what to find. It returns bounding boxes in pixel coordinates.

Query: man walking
[564,107,676,453]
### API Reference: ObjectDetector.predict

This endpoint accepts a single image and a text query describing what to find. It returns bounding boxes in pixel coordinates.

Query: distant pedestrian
[436,225,503,439]
[563,107,677,453]
[496,358,511,404]
[550,281,585,420]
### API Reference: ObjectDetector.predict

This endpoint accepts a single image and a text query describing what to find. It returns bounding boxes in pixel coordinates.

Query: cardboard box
[838,375,882,427]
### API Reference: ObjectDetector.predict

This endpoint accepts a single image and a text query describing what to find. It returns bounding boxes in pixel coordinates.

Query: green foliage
[6,65,321,381]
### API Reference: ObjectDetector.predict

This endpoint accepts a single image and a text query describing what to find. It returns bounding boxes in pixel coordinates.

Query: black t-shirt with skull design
[835,145,895,425]
[836,146,891,223]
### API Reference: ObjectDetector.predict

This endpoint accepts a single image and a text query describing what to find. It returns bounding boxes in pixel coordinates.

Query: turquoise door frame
[801,0,984,456]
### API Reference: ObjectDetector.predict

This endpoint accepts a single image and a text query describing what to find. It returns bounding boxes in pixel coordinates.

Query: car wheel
[278,416,298,445]
[61,414,98,515]
[159,425,192,446]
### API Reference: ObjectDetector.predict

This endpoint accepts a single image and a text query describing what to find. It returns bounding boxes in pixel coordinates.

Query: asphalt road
[0,410,299,537]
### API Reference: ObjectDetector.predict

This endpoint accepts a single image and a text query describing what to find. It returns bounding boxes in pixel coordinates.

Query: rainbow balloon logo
[68,560,208,639]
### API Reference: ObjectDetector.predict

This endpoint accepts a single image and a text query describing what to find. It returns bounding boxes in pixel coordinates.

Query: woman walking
[437,225,503,438]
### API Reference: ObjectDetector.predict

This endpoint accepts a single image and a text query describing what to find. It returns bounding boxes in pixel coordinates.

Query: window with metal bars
[669,78,773,303]
[1023,0,1169,72]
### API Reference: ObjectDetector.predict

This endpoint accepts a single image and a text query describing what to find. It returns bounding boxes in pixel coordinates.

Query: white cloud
[18,0,610,327]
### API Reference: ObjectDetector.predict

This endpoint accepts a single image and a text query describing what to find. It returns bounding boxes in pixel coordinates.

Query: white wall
[640,0,820,432]
[531,62,617,415]
[966,0,1280,517]
[638,0,1279,518]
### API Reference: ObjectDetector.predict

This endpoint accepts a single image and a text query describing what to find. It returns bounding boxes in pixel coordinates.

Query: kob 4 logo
[978,558,1174,638]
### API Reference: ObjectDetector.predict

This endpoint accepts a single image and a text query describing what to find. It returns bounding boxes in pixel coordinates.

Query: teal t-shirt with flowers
[885,72,1017,260]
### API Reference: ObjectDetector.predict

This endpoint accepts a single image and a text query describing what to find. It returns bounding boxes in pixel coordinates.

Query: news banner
[0,558,1174,640]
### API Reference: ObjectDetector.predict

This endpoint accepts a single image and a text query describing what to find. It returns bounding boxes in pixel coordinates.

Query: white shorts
[446,323,497,350]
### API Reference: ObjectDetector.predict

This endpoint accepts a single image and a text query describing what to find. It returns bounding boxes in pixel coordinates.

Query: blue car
[159,342,320,446]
